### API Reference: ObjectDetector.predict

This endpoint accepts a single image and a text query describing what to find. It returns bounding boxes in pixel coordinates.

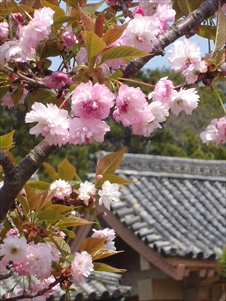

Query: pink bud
[97,174,103,180]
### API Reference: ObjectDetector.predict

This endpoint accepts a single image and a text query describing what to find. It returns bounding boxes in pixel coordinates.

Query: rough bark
[0,0,225,222]
[122,0,226,78]
[0,141,57,222]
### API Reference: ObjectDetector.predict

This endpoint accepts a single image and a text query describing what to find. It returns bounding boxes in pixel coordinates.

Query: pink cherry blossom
[132,6,145,17]
[168,39,207,84]
[62,25,77,48]
[1,86,28,108]
[0,22,9,42]
[151,76,174,103]
[152,3,175,31]
[49,179,72,199]
[0,236,27,263]
[113,85,148,126]
[23,243,53,279]
[200,116,226,145]
[92,228,116,250]
[76,47,88,64]
[71,81,114,119]
[0,40,33,65]
[43,71,70,89]
[11,13,25,25]
[71,251,94,283]
[25,102,69,147]
[132,101,169,136]
[19,7,54,53]
[68,117,110,145]
[98,181,121,210]
[139,0,172,17]
[6,228,19,237]
[78,181,96,205]
[121,14,159,53]
[168,88,200,116]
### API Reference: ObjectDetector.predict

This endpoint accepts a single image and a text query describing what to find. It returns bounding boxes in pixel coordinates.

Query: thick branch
[0,140,58,222]
[122,0,226,78]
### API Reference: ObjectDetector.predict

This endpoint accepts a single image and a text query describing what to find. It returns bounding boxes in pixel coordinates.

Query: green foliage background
[1,68,225,180]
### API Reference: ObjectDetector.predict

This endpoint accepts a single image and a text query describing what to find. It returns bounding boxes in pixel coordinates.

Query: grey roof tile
[103,154,226,260]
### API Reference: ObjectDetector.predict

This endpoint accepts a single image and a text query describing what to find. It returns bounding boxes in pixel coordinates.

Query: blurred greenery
[0,67,225,180]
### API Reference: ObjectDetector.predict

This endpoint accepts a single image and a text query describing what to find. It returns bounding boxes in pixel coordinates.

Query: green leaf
[100,46,149,65]
[103,23,128,46]
[81,30,106,60]
[54,16,77,26]
[92,249,123,261]
[93,262,126,273]
[96,174,132,188]
[57,157,76,181]
[56,217,93,227]
[11,87,24,107]
[47,204,74,213]
[50,236,71,254]
[24,184,38,211]
[28,181,50,190]
[60,228,76,239]
[26,90,57,107]
[80,237,105,254]
[83,0,105,15]
[213,8,226,53]
[0,131,15,150]
[96,147,127,176]
[197,25,216,41]
[43,162,59,181]
[37,209,63,221]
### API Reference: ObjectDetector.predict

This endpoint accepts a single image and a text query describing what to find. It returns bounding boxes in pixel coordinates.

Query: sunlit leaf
[49,236,71,254]
[43,162,59,181]
[213,8,226,54]
[56,217,93,227]
[93,262,126,273]
[37,209,63,221]
[54,16,77,26]
[92,249,123,261]
[17,193,30,215]
[36,189,56,211]
[79,6,94,31]
[95,12,103,38]
[0,2,34,14]
[28,181,50,191]
[103,23,128,46]
[83,0,105,14]
[100,46,149,65]
[96,147,127,176]
[197,25,216,41]
[24,183,38,211]
[81,30,106,60]
[57,157,76,181]
[0,131,15,150]
[47,204,74,213]
[80,237,105,254]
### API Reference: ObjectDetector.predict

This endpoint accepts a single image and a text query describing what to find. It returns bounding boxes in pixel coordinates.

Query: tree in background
[0,0,225,299]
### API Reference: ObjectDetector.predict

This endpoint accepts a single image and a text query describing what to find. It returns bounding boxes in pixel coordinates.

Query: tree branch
[0,140,58,222]
[122,0,226,78]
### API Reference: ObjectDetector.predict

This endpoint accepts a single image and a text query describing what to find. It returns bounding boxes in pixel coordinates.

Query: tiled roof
[93,153,226,260]
[1,271,132,300]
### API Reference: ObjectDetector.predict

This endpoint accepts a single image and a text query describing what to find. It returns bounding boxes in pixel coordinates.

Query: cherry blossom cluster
[0,225,117,297]
[24,78,201,145]
[50,178,121,210]
[200,116,226,145]
[0,7,54,64]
